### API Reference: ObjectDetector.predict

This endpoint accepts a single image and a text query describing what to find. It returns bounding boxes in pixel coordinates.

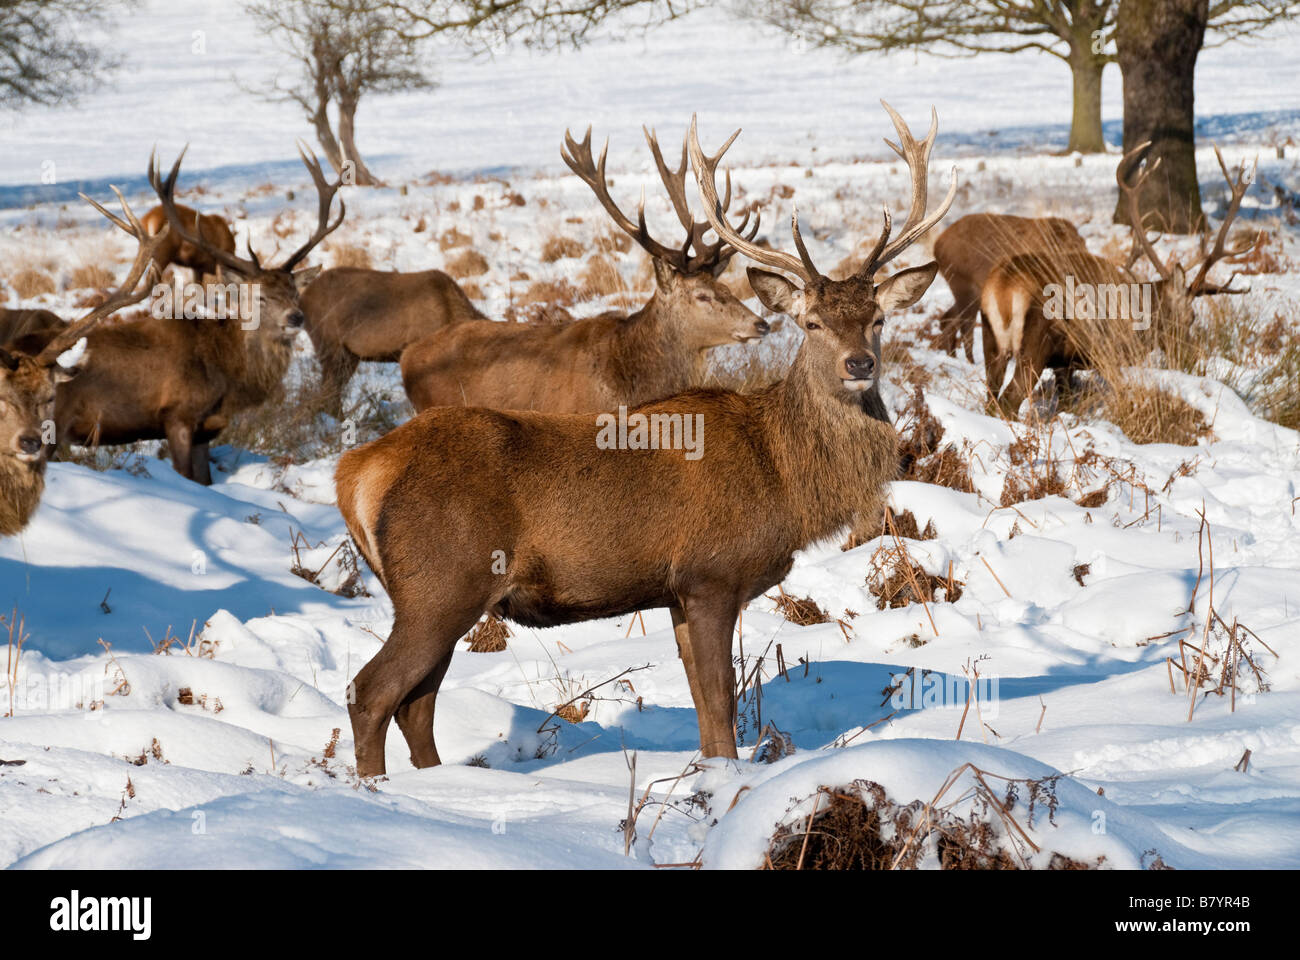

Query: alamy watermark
[595,405,704,461]
[1042,276,1152,331]
[149,279,261,330]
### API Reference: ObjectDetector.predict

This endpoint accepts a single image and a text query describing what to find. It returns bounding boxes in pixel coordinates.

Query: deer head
[562,125,769,347]
[1119,141,1261,329]
[0,188,165,468]
[688,101,955,402]
[148,143,344,343]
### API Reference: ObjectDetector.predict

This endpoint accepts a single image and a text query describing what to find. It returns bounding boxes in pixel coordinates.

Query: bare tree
[747,1,1298,155]
[379,0,700,49]
[0,0,134,108]
[244,0,436,186]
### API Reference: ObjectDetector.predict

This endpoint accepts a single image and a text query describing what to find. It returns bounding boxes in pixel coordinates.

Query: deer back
[300,267,488,363]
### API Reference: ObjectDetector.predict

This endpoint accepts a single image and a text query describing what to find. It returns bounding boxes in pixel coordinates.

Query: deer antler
[688,102,955,286]
[1185,146,1261,295]
[281,140,346,270]
[1119,141,1261,295]
[36,188,168,365]
[1117,142,1174,281]
[148,146,263,276]
[688,116,822,283]
[642,125,759,273]
[862,100,958,277]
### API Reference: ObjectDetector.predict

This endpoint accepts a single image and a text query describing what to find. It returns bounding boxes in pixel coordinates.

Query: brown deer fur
[301,267,488,414]
[335,104,953,778]
[400,258,766,413]
[55,269,313,484]
[932,213,1085,362]
[140,203,236,278]
[2,187,166,536]
[0,308,66,356]
[399,126,768,416]
[980,143,1257,415]
[0,352,76,536]
[50,146,345,484]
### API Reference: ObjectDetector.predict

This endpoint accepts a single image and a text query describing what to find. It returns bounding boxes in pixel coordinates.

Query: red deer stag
[334,102,953,777]
[55,146,343,484]
[932,213,1087,362]
[140,202,236,279]
[398,125,770,415]
[1,191,166,536]
[981,143,1257,415]
[300,267,488,416]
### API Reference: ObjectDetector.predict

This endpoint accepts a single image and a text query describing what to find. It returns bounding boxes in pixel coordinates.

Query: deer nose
[845,355,876,380]
[17,435,41,456]
[287,310,306,329]
[753,319,770,336]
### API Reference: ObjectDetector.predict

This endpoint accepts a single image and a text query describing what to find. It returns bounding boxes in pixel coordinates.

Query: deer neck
[607,293,697,406]
[0,455,45,537]
[224,328,292,412]
[756,350,896,544]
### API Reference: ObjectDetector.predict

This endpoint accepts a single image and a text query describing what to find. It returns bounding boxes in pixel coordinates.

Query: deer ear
[747,267,799,315]
[651,257,677,292]
[293,264,323,290]
[0,348,18,372]
[875,262,938,312]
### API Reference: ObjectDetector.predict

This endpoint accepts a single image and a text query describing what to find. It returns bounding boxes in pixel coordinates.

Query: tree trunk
[311,106,345,176]
[336,94,378,186]
[1112,0,1208,233]
[1067,51,1107,154]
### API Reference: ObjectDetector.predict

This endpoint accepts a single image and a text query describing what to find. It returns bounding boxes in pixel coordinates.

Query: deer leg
[349,599,483,778]
[318,346,359,418]
[1001,345,1048,419]
[981,317,1012,413]
[190,441,212,486]
[163,416,195,481]
[676,593,741,760]
[934,304,962,356]
[393,650,455,769]
[959,306,978,364]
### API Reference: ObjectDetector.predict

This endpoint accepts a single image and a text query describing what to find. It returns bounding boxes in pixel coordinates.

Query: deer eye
[805,320,821,331]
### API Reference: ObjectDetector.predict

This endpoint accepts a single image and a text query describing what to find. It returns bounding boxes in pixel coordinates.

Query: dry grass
[513,277,579,309]
[577,253,627,300]
[327,242,372,270]
[465,614,511,652]
[65,263,115,291]
[763,771,1107,870]
[896,385,975,493]
[1055,294,1212,446]
[444,248,490,279]
[540,234,586,263]
[9,268,56,299]
[1098,382,1209,447]
[438,226,473,251]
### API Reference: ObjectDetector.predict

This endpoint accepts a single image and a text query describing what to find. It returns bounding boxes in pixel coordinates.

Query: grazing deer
[334,102,954,777]
[0,308,67,356]
[932,213,1087,362]
[398,125,770,415]
[140,202,236,279]
[55,146,343,484]
[300,267,488,416]
[981,143,1257,414]
[1,191,165,537]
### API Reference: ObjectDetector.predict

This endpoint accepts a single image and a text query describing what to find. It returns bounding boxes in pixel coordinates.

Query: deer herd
[0,102,1258,774]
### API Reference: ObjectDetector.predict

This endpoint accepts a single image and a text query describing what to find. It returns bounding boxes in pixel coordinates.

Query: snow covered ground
[1,0,1299,870]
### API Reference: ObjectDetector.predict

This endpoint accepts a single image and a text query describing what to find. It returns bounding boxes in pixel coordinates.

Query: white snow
[1,0,1298,870]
